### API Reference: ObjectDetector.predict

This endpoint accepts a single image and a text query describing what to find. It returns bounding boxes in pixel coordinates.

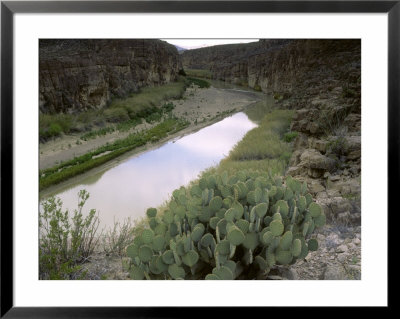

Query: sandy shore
[39,85,261,171]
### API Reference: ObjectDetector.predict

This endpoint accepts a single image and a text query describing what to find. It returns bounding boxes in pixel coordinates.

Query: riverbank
[39,84,261,192]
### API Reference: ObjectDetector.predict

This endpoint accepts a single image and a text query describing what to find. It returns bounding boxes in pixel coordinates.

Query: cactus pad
[130,265,145,280]
[152,235,166,252]
[314,211,326,227]
[182,250,199,267]
[146,207,157,218]
[168,264,185,279]
[212,266,234,280]
[291,239,302,257]
[215,240,230,255]
[141,229,154,244]
[279,231,293,251]
[162,250,175,265]
[307,238,319,251]
[243,232,259,250]
[205,273,220,280]
[270,220,284,236]
[255,202,268,218]
[126,244,139,259]
[209,196,223,212]
[138,245,153,263]
[227,226,245,246]
[275,250,293,265]
[309,202,322,218]
[275,200,289,218]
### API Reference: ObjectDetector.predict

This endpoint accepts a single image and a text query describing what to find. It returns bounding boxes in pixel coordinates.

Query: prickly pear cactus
[126,170,325,280]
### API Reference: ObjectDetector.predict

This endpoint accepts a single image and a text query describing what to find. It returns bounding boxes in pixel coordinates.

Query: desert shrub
[102,218,135,256]
[39,190,101,279]
[126,171,326,280]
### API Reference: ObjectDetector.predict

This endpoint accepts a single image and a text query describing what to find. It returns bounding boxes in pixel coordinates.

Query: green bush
[39,190,101,279]
[283,131,298,143]
[186,77,211,89]
[126,172,325,280]
[48,123,63,137]
[254,84,262,92]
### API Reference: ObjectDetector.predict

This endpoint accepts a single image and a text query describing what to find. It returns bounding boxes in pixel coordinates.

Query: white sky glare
[162,39,259,49]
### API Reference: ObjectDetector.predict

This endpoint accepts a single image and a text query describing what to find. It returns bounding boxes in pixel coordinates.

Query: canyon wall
[39,39,181,114]
[182,39,360,110]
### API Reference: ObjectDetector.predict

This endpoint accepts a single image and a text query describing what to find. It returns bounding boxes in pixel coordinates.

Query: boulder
[300,149,336,172]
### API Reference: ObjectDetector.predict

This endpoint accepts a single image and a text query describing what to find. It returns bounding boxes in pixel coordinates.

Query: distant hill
[174,45,187,53]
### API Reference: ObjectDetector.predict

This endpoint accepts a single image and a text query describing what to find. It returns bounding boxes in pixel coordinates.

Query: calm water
[41,112,257,228]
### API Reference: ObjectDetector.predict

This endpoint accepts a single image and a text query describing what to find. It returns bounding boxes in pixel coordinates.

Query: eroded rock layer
[39,39,181,114]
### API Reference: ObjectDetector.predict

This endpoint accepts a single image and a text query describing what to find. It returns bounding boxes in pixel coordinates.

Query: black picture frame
[1,0,395,317]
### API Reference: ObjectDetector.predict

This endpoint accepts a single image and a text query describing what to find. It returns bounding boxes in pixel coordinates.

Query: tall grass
[108,82,186,118]
[213,109,294,176]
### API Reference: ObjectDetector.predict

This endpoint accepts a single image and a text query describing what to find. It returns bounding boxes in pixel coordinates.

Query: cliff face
[39,39,181,114]
[182,39,360,109]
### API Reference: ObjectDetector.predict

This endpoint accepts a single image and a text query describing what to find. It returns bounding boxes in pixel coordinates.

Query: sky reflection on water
[44,112,257,227]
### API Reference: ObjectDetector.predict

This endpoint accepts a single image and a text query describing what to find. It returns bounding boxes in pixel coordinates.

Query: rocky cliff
[39,39,181,114]
[182,39,360,109]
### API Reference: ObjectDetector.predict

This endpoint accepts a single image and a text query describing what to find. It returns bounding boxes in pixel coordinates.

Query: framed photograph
[1,0,395,316]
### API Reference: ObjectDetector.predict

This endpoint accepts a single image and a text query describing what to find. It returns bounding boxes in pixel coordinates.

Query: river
[40,111,258,228]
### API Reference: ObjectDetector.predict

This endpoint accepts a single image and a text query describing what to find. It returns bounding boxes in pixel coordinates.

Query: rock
[300,149,336,172]
[329,175,341,182]
[280,268,300,280]
[308,180,325,194]
[309,138,328,153]
[337,254,347,262]
[347,150,361,160]
[293,132,309,149]
[336,245,349,253]
[289,149,303,166]
[337,212,351,224]
[317,196,353,221]
[344,265,361,280]
[323,265,348,280]
[353,238,361,245]
[286,165,307,177]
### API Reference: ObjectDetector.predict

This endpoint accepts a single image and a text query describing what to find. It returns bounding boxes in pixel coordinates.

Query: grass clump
[39,113,74,140]
[283,131,298,143]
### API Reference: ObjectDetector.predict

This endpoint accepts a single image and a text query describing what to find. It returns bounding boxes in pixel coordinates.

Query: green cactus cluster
[125,170,325,280]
